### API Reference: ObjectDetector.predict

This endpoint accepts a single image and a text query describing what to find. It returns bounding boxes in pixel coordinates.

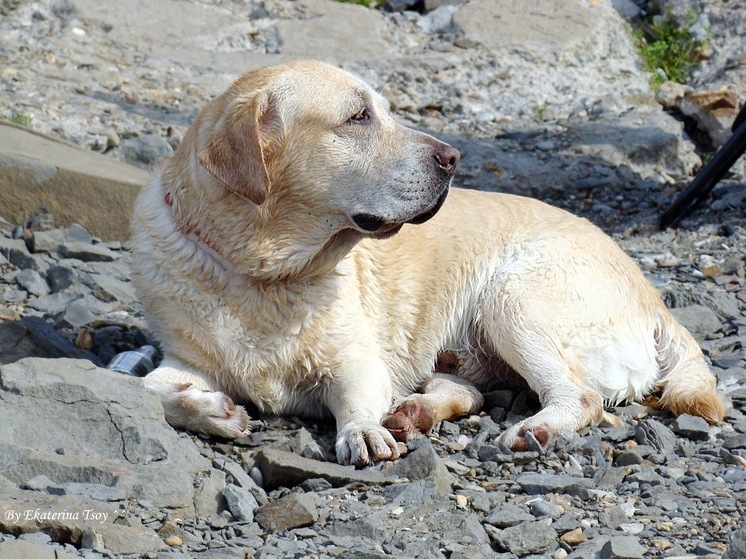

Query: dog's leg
[143,357,249,438]
[497,380,605,451]
[326,359,403,467]
[480,296,606,450]
[382,374,484,442]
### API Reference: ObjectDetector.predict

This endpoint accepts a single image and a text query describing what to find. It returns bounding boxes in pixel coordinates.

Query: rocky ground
[0,0,745,558]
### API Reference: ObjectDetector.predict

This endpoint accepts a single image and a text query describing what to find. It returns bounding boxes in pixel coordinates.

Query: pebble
[561,527,587,546]
[164,535,183,547]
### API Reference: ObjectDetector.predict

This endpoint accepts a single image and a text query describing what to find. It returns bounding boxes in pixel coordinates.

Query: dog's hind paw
[382,396,435,442]
[498,423,551,453]
[335,421,401,468]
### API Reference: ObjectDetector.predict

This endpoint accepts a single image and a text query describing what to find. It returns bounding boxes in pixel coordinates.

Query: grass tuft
[5,110,34,128]
[633,13,706,89]
[334,0,379,7]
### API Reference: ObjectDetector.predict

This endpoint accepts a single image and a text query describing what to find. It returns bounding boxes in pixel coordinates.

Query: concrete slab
[0,122,148,241]
[453,0,605,50]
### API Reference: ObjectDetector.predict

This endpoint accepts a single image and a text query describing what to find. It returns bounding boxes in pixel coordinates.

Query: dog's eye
[347,108,370,125]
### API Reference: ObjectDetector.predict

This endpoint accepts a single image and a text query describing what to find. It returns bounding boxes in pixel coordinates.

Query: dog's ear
[199,92,281,206]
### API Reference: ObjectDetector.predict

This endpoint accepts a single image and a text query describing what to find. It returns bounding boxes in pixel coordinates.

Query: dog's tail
[652,308,726,424]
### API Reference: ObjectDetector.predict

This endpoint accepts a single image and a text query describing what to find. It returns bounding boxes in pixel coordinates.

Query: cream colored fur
[131,60,725,466]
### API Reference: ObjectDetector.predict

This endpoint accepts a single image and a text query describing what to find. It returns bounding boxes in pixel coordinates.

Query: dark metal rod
[659,104,746,229]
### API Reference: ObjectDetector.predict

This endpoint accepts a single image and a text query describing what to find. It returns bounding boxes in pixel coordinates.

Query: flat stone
[291,427,326,461]
[561,527,587,547]
[46,265,78,293]
[669,305,722,339]
[59,482,128,502]
[601,536,645,559]
[14,269,49,298]
[59,242,118,263]
[722,433,746,449]
[29,229,66,254]
[626,469,665,486]
[221,484,259,522]
[82,273,137,304]
[0,492,115,542]
[0,123,147,241]
[723,528,746,559]
[193,468,227,518]
[492,520,557,555]
[214,457,269,505]
[255,492,319,531]
[679,88,740,147]
[384,479,445,507]
[529,499,563,519]
[274,0,393,62]
[381,442,454,494]
[635,419,678,455]
[252,448,390,490]
[673,414,711,441]
[0,320,52,365]
[453,0,606,50]
[516,472,595,497]
[119,134,174,168]
[0,316,102,366]
[0,539,78,559]
[567,536,612,559]
[484,504,537,528]
[53,298,99,330]
[96,523,167,555]
[0,237,27,261]
[25,291,84,315]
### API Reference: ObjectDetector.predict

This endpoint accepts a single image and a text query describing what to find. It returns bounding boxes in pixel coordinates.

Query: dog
[131,60,725,467]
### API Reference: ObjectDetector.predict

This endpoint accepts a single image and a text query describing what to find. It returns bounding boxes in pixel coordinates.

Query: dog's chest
[217,275,344,412]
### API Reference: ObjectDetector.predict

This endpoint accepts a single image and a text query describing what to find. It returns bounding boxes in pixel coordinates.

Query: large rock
[274,0,392,61]
[71,0,398,74]
[0,358,220,517]
[0,491,167,554]
[453,0,612,50]
[0,123,147,241]
[723,529,746,559]
[0,539,79,559]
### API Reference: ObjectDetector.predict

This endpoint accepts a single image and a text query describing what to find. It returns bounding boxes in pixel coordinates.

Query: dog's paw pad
[382,397,435,442]
[510,426,550,452]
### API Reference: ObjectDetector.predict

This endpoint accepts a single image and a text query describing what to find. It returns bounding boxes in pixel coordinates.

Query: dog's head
[173,61,459,276]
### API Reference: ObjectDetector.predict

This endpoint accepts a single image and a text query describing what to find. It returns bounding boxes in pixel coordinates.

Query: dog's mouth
[407,186,449,225]
[351,187,450,237]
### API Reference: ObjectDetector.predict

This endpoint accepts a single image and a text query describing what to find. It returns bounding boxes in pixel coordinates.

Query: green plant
[334,0,378,6]
[535,102,549,122]
[6,110,34,128]
[633,15,704,89]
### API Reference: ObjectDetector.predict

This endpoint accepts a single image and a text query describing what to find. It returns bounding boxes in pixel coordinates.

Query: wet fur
[132,61,725,466]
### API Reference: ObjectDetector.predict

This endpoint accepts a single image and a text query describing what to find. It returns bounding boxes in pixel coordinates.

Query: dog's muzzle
[351,186,450,234]
[406,186,449,225]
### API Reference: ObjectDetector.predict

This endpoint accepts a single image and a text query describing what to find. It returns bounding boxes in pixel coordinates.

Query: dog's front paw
[335,421,401,468]
[382,396,435,442]
[166,383,250,439]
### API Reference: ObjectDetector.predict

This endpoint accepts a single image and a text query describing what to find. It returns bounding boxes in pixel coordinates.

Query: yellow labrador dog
[131,60,724,467]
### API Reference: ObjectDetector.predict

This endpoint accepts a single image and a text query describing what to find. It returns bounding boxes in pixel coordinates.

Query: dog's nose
[434,144,460,177]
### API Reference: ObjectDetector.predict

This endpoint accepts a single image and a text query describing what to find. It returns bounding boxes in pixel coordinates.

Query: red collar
[164,191,224,257]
